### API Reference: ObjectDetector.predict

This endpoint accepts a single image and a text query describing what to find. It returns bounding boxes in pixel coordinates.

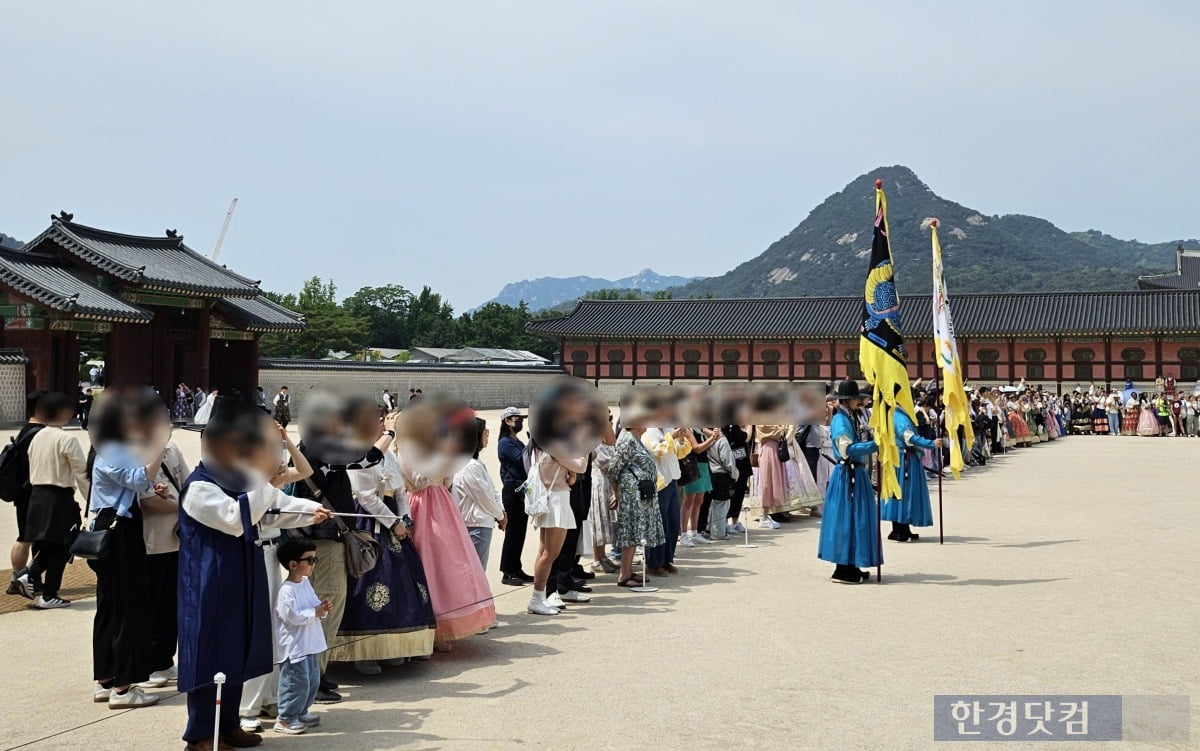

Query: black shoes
[571,566,596,580]
[831,565,874,584]
[314,689,342,704]
[319,677,339,692]
[501,571,536,586]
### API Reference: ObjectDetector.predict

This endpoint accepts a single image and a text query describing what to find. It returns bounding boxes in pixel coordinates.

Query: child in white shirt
[274,537,332,735]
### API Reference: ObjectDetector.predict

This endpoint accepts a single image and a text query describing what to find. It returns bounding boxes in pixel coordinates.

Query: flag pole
[937,371,945,545]
[875,445,882,583]
[930,217,945,545]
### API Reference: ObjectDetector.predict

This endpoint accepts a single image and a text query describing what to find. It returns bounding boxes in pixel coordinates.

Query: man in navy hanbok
[178,400,328,750]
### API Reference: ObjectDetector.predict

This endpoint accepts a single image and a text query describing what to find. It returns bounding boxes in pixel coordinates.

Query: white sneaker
[354,660,382,675]
[679,533,695,547]
[14,573,36,600]
[240,716,263,732]
[299,712,321,727]
[560,590,591,603]
[527,598,560,616]
[138,666,176,688]
[692,533,712,544]
[34,595,70,609]
[108,686,160,709]
[732,522,747,533]
[545,592,567,609]
[758,518,776,530]
[93,687,111,703]
[725,524,739,535]
[273,719,306,735]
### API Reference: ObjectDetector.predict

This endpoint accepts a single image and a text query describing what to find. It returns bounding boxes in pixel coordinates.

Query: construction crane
[210,197,239,261]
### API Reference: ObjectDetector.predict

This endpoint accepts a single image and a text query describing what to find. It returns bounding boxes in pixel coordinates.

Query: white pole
[213,672,227,749]
[631,538,658,593]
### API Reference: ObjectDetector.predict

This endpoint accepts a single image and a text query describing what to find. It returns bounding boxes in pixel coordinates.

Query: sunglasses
[297,555,319,565]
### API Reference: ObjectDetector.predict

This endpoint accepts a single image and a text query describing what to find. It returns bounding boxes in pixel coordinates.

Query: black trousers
[552,498,588,594]
[801,445,821,478]
[499,485,529,576]
[89,508,152,687]
[185,682,244,743]
[146,551,179,672]
[28,541,70,598]
[729,466,751,521]
[697,494,712,534]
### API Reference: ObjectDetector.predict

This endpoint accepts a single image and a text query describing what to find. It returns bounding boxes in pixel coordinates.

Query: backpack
[0,424,45,504]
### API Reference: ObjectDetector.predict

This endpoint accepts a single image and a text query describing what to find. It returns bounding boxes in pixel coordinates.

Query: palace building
[0,212,304,399]
[527,290,1200,390]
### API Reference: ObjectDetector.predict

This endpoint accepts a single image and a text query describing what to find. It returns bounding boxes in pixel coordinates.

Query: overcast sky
[2,2,1197,310]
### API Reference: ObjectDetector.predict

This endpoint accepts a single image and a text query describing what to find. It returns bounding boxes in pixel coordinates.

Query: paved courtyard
[0,422,1195,750]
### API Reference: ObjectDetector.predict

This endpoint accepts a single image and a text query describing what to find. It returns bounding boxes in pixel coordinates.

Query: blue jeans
[1108,413,1120,435]
[645,481,681,568]
[467,526,493,572]
[277,654,319,722]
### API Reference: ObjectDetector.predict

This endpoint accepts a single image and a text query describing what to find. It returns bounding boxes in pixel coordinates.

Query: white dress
[192,395,215,425]
[529,452,577,531]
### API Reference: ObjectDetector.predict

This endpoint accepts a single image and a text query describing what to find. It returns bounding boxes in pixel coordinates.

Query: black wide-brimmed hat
[828,380,863,401]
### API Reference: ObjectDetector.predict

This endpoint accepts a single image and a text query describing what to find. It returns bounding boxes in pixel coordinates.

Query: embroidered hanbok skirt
[329,499,436,662]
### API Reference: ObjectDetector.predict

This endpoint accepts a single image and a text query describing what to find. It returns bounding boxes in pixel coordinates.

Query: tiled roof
[453,348,548,362]
[214,295,306,332]
[24,217,261,297]
[0,349,30,364]
[260,358,562,373]
[0,247,152,322]
[527,290,1200,339]
[1138,249,1200,290]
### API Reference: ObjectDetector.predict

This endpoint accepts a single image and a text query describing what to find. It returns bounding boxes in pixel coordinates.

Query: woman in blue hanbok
[881,408,941,543]
[817,380,880,584]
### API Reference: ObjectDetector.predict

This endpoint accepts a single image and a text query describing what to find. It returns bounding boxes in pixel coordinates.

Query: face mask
[512,419,524,432]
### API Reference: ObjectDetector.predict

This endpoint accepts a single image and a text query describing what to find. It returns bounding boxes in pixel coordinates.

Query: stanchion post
[213,672,227,749]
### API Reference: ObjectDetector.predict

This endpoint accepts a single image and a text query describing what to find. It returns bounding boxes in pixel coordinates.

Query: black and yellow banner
[859,180,915,500]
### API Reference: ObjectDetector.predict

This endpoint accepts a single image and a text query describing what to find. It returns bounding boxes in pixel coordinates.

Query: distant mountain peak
[477,268,704,312]
[673,165,1193,299]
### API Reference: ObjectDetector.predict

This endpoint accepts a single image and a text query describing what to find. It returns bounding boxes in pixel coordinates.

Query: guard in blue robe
[817,381,881,584]
[882,408,939,542]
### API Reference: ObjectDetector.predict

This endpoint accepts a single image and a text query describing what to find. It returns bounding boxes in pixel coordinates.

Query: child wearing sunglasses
[274,536,333,735]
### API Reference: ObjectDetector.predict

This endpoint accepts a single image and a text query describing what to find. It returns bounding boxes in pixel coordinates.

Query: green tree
[260,277,367,359]
[407,286,460,347]
[344,284,412,348]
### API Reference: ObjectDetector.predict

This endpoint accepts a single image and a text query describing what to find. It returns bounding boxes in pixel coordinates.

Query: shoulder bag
[524,457,559,516]
[303,478,380,579]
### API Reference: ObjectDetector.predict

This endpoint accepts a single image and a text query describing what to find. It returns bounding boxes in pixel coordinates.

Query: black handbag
[70,508,118,561]
[677,453,700,485]
[776,437,791,463]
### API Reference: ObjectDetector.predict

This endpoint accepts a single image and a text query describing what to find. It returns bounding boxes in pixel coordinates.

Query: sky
[2,2,1198,311]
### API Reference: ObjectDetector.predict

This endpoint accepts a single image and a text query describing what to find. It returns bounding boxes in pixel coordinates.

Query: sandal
[618,577,642,588]
[595,558,619,574]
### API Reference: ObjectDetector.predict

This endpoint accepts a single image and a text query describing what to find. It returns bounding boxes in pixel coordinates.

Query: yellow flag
[859,181,914,501]
[930,219,974,478]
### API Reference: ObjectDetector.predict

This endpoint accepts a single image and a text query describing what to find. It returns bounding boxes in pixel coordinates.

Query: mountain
[0,231,23,251]
[674,165,1197,299]
[479,268,702,311]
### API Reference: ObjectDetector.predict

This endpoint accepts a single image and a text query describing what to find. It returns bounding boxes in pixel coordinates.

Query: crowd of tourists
[1,374,1178,749]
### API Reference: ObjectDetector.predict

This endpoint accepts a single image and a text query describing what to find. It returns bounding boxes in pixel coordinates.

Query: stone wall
[259,360,585,411]
[0,363,26,424]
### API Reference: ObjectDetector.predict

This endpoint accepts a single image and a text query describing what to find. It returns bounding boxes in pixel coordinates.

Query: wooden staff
[936,371,945,545]
[875,443,882,584]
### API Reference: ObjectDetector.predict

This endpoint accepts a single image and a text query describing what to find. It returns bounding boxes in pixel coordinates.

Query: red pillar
[198,304,212,391]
